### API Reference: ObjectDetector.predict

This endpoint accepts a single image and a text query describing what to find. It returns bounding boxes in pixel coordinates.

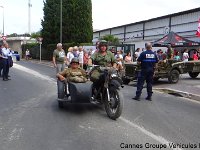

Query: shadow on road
[51,100,104,115]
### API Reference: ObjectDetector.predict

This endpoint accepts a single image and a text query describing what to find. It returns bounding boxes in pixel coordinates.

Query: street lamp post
[60,0,62,43]
[0,6,4,36]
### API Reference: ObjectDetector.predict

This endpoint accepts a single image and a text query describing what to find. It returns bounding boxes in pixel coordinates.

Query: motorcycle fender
[109,80,121,89]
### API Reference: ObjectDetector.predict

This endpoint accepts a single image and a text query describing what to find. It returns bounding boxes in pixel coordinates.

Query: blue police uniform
[135,50,158,100]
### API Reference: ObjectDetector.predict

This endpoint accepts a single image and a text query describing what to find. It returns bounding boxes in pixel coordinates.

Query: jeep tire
[168,69,179,83]
[188,72,199,78]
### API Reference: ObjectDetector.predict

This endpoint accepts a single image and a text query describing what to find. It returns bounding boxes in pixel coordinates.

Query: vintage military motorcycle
[57,66,124,120]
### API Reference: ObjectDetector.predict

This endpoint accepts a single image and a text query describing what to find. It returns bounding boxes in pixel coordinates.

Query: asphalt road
[0,61,200,150]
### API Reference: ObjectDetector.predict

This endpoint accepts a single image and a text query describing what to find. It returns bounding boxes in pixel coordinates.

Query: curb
[154,88,200,102]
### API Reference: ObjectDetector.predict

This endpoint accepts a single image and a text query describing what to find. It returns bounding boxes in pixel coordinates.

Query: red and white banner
[196,18,200,37]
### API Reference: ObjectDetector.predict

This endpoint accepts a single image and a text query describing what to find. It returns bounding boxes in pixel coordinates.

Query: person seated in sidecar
[88,40,117,84]
[57,57,87,83]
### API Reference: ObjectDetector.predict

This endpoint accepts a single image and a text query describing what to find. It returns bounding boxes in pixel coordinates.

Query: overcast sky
[0,0,199,35]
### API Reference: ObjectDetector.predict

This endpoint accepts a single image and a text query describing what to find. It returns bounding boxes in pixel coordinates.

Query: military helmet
[70,57,79,64]
[98,40,108,49]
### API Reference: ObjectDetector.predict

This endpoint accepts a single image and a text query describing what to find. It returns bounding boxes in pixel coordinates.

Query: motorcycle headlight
[111,73,118,78]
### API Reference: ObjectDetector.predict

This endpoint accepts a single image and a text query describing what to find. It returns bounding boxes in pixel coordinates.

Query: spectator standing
[173,51,181,61]
[193,51,198,60]
[73,46,79,57]
[53,43,66,73]
[1,42,11,81]
[25,49,30,60]
[66,47,74,66]
[0,43,3,77]
[115,50,123,70]
[124,52,132,63]
[134,48,141,61]
[156,49,163,60]
[83,51,89,70]
[78,46,84,68]
[132,43,158,101]
[182,48,189,62]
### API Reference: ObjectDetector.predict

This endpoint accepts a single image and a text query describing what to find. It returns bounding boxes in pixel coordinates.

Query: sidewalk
[27,59,200,101]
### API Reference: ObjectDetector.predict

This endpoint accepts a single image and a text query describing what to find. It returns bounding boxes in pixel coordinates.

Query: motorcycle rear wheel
[104,87,124,120]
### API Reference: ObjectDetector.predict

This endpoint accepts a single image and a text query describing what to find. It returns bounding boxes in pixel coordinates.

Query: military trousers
[136,70,154,97]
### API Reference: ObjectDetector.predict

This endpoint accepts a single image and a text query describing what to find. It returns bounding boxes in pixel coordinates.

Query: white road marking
[120,117,183,150]
[13,63,55,83]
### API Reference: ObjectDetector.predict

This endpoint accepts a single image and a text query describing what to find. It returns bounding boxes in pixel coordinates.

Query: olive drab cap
[98,40,108,48]
[70,57,79,64]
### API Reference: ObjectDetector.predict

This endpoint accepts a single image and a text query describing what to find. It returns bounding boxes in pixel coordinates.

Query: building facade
[93,8,200,50]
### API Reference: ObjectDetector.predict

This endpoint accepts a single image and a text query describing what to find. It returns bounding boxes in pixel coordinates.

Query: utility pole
[60,0,62,43]
[0,6,4,36]
[28,0,32,35]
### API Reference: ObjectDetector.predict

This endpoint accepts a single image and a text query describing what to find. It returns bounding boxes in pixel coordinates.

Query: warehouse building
[93,7,200,51]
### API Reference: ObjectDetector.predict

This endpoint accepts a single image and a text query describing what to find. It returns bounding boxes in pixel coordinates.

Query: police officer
[133,42,158,101]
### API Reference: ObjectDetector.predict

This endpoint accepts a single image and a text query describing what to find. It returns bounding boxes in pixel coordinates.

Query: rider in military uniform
[57,57,87,83]
[133,42,158,101]
[88,40,117,83]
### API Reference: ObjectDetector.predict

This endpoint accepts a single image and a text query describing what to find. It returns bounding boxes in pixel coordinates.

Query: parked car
[12,51,20,61]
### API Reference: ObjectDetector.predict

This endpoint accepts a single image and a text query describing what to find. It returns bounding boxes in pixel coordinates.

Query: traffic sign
[2,36,6,41]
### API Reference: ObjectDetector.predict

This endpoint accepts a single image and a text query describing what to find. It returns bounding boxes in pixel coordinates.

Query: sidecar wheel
[105,87,124,120]
[58,101,64,108]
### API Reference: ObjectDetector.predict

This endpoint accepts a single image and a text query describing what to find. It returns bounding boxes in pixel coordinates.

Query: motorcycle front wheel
[104,87,124,120]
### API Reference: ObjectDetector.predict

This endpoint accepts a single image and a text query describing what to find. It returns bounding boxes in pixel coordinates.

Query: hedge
[22,42,92,60]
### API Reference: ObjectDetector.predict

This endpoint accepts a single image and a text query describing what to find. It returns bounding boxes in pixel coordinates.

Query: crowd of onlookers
[52,42,200,74]
[0,42,13,81]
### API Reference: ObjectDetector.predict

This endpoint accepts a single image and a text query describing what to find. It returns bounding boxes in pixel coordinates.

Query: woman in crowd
[83,50,89,70]
[173,51,181,61]
[66,47,74,66]
[193,51,199,60]
[124,52,132,63]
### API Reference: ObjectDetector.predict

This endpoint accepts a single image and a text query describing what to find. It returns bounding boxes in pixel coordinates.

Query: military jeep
[122,59,186,84]
[180,60,200,78]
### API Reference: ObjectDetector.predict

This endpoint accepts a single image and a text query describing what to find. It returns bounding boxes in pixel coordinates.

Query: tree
[31,31,41,39]
[101,35,119,45]
[41,0,93,46]
[41,0,60,46]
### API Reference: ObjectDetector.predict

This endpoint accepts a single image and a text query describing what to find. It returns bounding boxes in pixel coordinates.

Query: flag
[196,18,200,37]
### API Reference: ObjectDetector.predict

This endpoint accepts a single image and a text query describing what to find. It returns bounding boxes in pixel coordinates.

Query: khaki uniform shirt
[91,51,116,67]
[60,67,87,82]
[53,49,66,64]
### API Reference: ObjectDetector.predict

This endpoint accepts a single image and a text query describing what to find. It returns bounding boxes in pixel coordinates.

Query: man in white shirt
[134,48,141,61]
[182,48,189,62]
[1,42,11,81]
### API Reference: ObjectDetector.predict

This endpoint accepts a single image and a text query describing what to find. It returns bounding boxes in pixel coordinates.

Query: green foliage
[31,31,41,39]
[41,0,93,47]
[101,34,120,45]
